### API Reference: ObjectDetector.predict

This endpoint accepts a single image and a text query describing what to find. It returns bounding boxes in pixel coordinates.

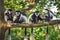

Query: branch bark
[0,0,7,40]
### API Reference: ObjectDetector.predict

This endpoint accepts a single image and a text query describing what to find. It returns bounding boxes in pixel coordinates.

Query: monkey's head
[20,10,26,16]
[7,9,12,14]
[35,11,39,17]
[15,11,21,16]
[44,9,49,13]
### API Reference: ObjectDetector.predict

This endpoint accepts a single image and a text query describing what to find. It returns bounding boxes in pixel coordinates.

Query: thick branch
[4,20,60,28]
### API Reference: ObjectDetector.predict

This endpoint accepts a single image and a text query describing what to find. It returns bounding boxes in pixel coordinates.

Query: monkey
[44,9,55,22]
[28,11,43,24]
[13,10,27,23]
[4,9,13,22]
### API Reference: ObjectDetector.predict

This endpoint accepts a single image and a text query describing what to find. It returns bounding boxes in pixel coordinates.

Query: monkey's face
[8,11,12,14]
[16,12,21,16]
[8,11,11,14]
[35,13,39,17]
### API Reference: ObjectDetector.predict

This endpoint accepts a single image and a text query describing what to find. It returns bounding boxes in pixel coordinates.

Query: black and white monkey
[44,9,55,21]
[28,11,43,23]
[13,10,27,23]
[4,9,13,22]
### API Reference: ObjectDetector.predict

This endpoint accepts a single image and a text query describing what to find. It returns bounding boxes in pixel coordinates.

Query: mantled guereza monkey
[28,11,43,24]
[13,10,27,23]
[4,9,13,22]
[44,9,55,22]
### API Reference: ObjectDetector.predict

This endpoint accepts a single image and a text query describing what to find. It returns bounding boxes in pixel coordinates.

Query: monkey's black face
[16,12,21,16]
[35,13,39,17]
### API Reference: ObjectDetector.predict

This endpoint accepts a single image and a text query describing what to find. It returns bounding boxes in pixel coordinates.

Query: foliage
[4,0,27,10]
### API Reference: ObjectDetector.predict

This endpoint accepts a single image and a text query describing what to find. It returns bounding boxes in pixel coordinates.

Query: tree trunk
[0,26,5,40]
[0,0,6,40]
[0,23,7,40]
[0,0,5,22]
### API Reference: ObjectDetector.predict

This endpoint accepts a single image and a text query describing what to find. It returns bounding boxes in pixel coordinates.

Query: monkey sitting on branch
[28,11,43,24]
[4,9,13,22]
[12,10,28,24]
